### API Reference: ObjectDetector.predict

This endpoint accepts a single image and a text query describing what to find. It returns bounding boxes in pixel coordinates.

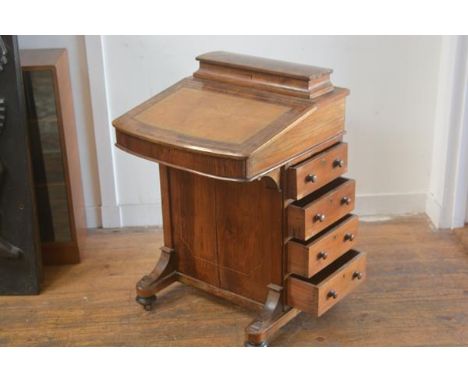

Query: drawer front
[288,178,355,241]
[287,143,348,200]
[286,250,366,316]
[287,214,359,278]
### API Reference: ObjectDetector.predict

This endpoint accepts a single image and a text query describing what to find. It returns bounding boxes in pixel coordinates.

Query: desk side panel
[169,168,220,286]
[248,93,347,178]
[215,177,283,302]
[167,168,283,303]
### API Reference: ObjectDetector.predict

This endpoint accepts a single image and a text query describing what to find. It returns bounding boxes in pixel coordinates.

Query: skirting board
[425,192,467,229]
[85,206,102,228]
[355,192,426,217]
[119,203,163,227]
[85,193,427,228]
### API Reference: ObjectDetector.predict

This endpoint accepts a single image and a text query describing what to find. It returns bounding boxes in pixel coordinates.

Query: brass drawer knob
[344,233,355,241]
[333,159,345,168]
[317,251,328,260]
[353,271,363,280]
[327,290,338,299]
[341,196,352,205]
[305,174,317,183]
[314,213,326,222]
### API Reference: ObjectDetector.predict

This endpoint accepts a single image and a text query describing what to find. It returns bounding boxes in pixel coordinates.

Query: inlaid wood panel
[168,168,283,302]
[215,178,283,302]
[113,78,311,160]
[135,87,291,144]
[249,93,347,178]
[169,168,219,286]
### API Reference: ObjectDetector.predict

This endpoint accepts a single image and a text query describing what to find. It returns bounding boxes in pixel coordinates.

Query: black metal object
[0,35,42,294]
[0,37,8,72]
[135,295,157,311]
[23,71,56,242]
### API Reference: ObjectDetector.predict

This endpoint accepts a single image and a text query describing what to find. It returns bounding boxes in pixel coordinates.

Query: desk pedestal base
[135,248,300,346]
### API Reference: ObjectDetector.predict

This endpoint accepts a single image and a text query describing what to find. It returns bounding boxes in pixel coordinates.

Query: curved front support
[260,168,282,191]
[245,283,300,346]
[136,246,177,298]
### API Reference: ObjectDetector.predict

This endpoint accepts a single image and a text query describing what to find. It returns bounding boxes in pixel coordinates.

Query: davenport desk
[113,52,366,346]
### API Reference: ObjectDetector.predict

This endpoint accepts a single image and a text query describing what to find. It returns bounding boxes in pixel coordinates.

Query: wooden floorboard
[0,215,467,346]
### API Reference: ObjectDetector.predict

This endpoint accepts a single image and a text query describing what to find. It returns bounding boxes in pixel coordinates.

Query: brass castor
[244,341,268,347]
[136,295,157,311]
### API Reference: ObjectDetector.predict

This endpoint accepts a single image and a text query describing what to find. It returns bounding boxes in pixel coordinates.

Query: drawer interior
[292,177,349,208]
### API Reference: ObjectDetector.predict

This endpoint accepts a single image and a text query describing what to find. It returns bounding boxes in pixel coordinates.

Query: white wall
[426,36,468,228]
[17,35,449,228]
[98,35,442,226]
[18,36,101,227]
[466,192,468,223]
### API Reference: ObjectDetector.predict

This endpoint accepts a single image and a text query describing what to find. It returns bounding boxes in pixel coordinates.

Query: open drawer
[287,177,355,241]
[287,142,348,200]
[286,250,366,317]
[287,214,359,278]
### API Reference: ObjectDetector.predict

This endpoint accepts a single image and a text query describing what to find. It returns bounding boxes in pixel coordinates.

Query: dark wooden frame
[20,49,85,265]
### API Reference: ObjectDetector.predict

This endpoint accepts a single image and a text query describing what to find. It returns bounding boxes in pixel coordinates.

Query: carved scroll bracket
[245,283,300,346]
[259,167,281,191]
[136,246,177,298]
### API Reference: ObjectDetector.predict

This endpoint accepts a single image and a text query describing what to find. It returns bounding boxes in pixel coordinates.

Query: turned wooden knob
[341,196,352,205]
[327,290,338,299]
[306,174,317,183]
[353,271,363,280]
[314,213,326,222]
[317,251,328,260]
[334,159,345,168]
[344,233,355,241]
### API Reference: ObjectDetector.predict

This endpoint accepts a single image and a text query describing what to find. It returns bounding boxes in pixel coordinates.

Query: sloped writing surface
[134,87,291,145]
[113,74,348,180]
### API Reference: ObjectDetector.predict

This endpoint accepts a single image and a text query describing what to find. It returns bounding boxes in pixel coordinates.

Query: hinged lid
[113,51,349,181]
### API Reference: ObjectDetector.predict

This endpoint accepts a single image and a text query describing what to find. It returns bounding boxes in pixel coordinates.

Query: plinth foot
[244,340,269,347]
[136,295,157,311]
[136,246,176,309]
[245,283,301,346]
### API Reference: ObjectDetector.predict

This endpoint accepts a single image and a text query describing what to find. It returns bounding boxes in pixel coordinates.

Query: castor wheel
[136,295,157,311]
[244,341,268,347]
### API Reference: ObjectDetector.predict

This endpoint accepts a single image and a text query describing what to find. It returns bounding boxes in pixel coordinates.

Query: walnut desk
[113,52,366,346]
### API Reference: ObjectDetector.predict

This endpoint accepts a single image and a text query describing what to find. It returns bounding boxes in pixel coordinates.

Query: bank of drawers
[286,143,366,317]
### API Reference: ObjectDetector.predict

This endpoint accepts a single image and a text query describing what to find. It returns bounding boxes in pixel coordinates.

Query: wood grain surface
[286,250,367,316]
[194,51,334,99]
[113,69,349,181]
[288,178,356,240]
[287,214,359,278]
[0,215,466,346]
[168,167,283,303]
[287,142,348,200]
[21,48,85,265]
[135,87,291,144]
